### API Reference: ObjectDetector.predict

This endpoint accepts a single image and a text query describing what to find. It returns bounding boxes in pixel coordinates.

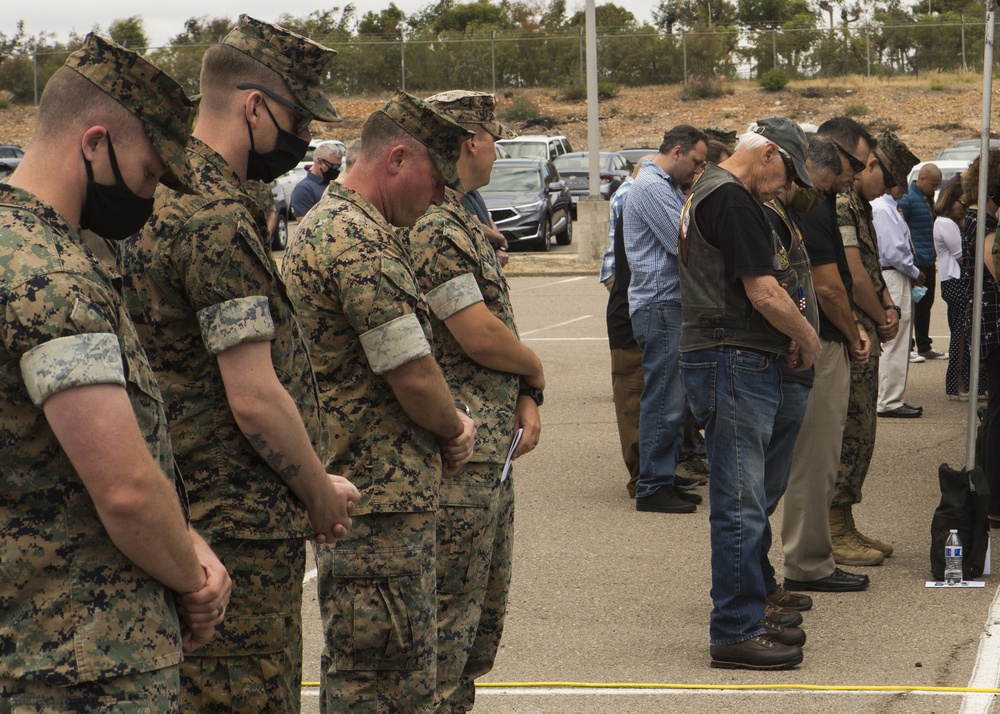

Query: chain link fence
[2,17,995,105]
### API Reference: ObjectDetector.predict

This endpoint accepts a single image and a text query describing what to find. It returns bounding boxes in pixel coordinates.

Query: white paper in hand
[501,428,523,483]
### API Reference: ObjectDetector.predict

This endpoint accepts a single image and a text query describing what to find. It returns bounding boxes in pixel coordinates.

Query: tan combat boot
[843,505,893,557]
[830,506,884,566]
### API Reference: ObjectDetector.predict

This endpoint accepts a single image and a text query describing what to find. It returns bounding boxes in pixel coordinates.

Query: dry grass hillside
[2,74,998,162]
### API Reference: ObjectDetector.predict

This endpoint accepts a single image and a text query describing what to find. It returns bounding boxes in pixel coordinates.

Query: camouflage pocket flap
[438,481,492,508]
[193,613,285,657]
[330,546,422,579]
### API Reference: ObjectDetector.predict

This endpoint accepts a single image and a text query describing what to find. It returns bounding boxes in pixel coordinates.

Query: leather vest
[678,164,800,356]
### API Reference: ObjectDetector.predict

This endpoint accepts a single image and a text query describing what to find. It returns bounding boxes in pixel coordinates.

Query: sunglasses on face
[833,141,868,174]
[237,83,314,135]
[777,147,799,185]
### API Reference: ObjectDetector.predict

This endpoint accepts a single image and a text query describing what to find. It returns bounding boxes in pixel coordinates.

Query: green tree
[737,0,811,28]
[108,16,149,52]
[566,3,640,30]
[148,16,233,96]
[358,4,406,37]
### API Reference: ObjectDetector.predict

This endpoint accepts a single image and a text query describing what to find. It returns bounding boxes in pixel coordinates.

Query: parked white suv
[496,135,573,162]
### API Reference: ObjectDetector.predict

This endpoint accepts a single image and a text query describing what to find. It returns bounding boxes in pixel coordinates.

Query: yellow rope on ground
[300,681,1000,693]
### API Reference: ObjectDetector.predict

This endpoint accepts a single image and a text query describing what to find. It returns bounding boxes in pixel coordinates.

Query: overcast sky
[3,0,661,47]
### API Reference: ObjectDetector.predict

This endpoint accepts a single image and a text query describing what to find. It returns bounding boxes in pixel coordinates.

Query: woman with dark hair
[960,150,1000,516]
[936,179,984,399]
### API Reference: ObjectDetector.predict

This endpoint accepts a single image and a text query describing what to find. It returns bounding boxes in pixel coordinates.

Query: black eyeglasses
[237,83,314,135]
[833,141,867,174]
[777,147,799,185]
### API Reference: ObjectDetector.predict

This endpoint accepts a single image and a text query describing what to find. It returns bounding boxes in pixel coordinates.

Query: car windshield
[554,155,607,171]
[499,142,547,160]
[484,167,542,193]
[937,147,980,162]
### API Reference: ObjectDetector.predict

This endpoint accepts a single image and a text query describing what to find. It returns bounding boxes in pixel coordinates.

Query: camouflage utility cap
[64,33,197,193]
[221,14,340,123]
[425,90,516,140]
[874,130,919,191]
[379,91,474,192]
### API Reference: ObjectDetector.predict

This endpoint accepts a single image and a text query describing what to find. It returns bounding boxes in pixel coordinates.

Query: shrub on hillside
[759,68,789,92]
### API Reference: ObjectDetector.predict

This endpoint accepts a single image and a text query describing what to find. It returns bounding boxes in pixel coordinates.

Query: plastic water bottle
[945,529,963,584]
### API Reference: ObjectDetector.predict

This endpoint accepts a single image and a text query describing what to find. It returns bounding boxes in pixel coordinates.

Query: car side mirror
[548,180,565,192]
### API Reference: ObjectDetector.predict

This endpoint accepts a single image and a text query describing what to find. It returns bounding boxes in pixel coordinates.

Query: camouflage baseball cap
[64,33,197,193]
[220,15,340,123]
[378,91,475,191]
[874,130,919,191]
[424,90,516,140]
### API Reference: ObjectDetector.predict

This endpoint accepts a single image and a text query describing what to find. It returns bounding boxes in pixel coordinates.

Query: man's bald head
[916,162,942,198]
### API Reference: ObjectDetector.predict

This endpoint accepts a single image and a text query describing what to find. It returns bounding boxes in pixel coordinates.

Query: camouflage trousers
[180,537,305,714]
[0,666,179,713]
[833,356,879,509]
[316,511,437,714]
[436,466,515,714]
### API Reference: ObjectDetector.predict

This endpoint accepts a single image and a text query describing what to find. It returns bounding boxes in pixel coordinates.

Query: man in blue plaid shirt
[623,125,709,514]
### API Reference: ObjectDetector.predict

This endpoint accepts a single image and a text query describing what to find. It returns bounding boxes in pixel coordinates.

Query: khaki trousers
[781,340,851,581]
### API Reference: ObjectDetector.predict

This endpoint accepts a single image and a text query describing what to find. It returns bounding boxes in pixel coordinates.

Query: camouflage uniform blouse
[0,185,183,684]
[838,184,887,358]
[118,138,319,541]
[403,189,520,465]
[281,182,441,514]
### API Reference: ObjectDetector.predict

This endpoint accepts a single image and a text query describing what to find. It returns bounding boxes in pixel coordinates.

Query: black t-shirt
[798,194,854,344]
[695,183,776,283]
[606,213,637,350]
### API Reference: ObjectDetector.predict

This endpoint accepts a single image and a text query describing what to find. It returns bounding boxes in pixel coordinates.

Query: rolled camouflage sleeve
[197,295,276,355]
[21,333,125,406]
[424,273,483,321]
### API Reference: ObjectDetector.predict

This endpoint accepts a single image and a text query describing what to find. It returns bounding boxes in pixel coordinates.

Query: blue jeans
[760,376,810,595]
[630,301,685,499]
[681,347,781,646]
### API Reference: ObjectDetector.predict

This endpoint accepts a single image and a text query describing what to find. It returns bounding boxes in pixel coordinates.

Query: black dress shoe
[675,474,707,490]
[878,404,922,418]
[783,567,869,592]
[636,487,696,514]
[710,636,803,670]
[675,486,702,505]
[903,402,923,413]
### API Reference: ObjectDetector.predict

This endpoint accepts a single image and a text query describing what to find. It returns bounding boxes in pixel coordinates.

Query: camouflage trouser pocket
[3,698,150,714]
[436,481,496,595]
[326,537,436,672]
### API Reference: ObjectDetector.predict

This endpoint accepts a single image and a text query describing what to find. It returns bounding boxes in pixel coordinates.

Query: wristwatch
[884,304,902,318]
[518,387,544,406]
[454,401,472,418]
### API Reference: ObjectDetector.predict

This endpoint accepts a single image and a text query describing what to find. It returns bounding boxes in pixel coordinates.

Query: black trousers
[984,350,1000,515]
[913,263,937,353]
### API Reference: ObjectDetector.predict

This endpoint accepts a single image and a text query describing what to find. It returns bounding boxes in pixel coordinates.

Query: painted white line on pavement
[304,568,318,584]
[523,337,606,342]
[523,276,587,290]
[959,583,1000,714]
[300,686,970,698]
[521,315,593,336]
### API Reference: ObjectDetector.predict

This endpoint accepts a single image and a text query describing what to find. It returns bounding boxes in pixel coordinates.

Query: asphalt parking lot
[295,257,1000,714]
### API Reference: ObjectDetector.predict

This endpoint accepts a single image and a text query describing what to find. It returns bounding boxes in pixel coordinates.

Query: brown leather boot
[843,505,893,557]
[830,507,884,566]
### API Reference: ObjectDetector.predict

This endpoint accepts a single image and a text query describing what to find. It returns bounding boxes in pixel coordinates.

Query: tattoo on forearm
[246,433,302,481]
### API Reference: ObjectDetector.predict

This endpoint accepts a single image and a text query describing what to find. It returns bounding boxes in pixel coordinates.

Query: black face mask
[246,101,309,183]
[321,163,341,182]
[80,133,155,241]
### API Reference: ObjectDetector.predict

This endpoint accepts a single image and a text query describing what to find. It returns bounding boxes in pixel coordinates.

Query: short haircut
[345,138,362,169]
[314,142,344,161]
[962,149,1000,205]
[199,43,291,112]
[706,139,731,164]
[806,134,842,178]
[659,125,708,155]
[734,131,769,151]
[359,110,424,162]
[34,67,144,147]
[934,179,964,217]
[816,116,875,155]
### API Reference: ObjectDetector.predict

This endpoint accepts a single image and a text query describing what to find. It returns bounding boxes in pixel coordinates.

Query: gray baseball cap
[751,116,813,188]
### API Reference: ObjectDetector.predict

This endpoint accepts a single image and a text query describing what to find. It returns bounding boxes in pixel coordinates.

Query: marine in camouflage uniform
[117,16,354,714]
[0,35,227,710]
[833,130,917,565]
[403,90,544,713]
[280,93,474,714]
